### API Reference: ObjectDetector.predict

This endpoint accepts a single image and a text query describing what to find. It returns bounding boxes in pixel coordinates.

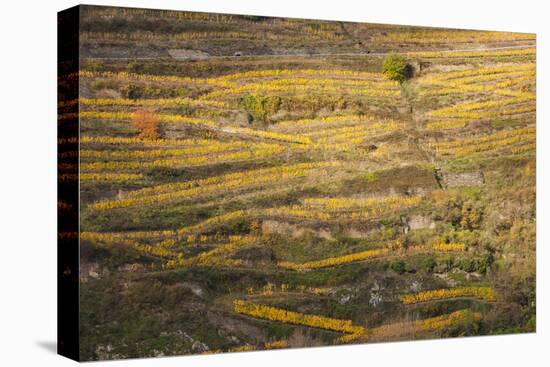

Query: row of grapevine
[399,287,496,304]
[80,145,285,172]
[277,243,465,271]
[408,47,535,59]
[233,299,365,337]
[367,309,482,340]
[373,30,534,44]
[90,162,340,210]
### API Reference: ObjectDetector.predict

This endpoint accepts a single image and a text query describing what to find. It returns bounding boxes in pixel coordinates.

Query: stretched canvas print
[58,5,536,361]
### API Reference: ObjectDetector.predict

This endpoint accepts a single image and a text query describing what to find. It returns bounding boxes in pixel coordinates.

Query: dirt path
[85,44,534,60]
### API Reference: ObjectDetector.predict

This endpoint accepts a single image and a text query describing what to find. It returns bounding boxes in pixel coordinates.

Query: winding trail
[85,44,534,60]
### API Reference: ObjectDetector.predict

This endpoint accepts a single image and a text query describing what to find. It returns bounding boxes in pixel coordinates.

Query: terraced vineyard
[64,6,536,361]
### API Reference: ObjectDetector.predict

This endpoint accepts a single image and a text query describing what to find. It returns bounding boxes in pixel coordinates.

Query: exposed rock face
[443,171,484,187]
[80,261,109,282]
[118,263,146,273]
[408,215,436,230]
[184,283,205,298]
[410,281,422,292]
[344,228,372,239]
[167,48,210,60]
[262,220,335,241]
[369,282,383,307]
[207,311,268,344]
[191,341,209,353]
[95,345,110,360]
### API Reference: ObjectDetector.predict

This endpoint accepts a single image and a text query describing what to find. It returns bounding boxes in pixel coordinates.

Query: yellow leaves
[279,248,390,270]
[226,339,289,352]
[81,212,251,243]
[79,141,252,159]
[306,122,401,144]
[427,95,535,118]
[373,30,534,44]
[278,242,465,271]
[79,111,218,128]
[434,127,534,149]
[233,300,365,338]
[302,195,422,211]
[84,30,275,41]
[416,309,482,332]
[263,206,332,221]
[245,283,330,296]
[79,172,144,182]
[82,69,398,105]
[511,142,535,154]
[211,69,388,84]
[163,236,256,269]
[263,340,288,349]
[80,97,226,108]
[90,162,338,210]
[229,345,256,353]
[202,81,399,100]
[168,257,244,268]
[260,195,422,224]
[183,234,243,244]
[177,211,249,236]
[425,120,468,130]
[80,232,177,259]
[400,287,496,305]
[417,63,535,101]
[275,114,379,130]
[80,144,285,172]
[80,112,313,146]
[156,114,218,127]
[200,69,398,100]
[426,101,535,122]
[426,63,534,84]
[430,243,466,252]
[78,136,217,147]
[221,126,312,145]
[368,309,482,340]
[80,70,225,87]
[82,233,256,269]
[408,47,536,59]
[242,77,395,89]
[431,127,535,157]
[83,27,344,43]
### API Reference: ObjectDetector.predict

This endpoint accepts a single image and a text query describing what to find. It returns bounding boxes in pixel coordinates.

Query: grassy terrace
[69,5,536,361]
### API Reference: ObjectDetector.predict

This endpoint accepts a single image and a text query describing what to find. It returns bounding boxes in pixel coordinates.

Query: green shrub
[364,172,379,183]
[241,93,281,122]
[419,256,437,273]
[457,255,493,274]
[124,84,145,100]
[121,84,189,99]
[267,324,294,338]
[389,260,406,274]
[382,54,413,84]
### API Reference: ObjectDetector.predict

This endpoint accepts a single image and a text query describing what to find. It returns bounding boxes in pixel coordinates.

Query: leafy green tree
[242,93,281,123]
[382,54,413,83]
[390,260,406,274]
[419,256,437,273]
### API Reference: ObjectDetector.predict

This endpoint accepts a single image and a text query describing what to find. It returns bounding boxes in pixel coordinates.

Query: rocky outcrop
[443,171,484,187]
[408,215,436,230]
[261,220,335,241]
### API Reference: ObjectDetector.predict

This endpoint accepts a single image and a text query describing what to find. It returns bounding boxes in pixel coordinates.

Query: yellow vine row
[233,299,365,338]
[399,287,496,304]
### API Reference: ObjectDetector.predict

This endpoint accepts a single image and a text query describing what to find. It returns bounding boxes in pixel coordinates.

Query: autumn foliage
[132,110,160,139]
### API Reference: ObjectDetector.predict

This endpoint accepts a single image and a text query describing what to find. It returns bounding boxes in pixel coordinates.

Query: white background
[0,0,547,365]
